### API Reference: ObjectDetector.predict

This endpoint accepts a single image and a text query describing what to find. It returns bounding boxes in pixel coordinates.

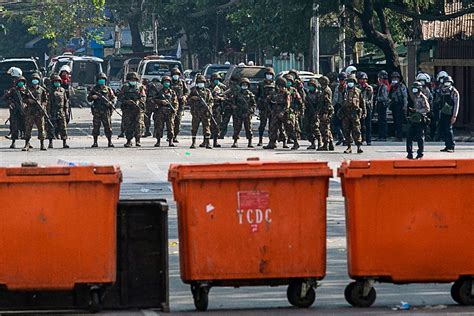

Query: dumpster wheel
[287,280,316,308]
[191,284,210,311]
[89,287,102,313]
[344,281,376,308]
[452,279,474,306]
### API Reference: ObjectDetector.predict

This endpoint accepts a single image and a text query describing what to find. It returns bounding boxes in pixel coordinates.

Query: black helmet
[378,70,388,80]
[337,72,347,81]
[97,72,107,80]
[276,78,287,87]
[289,69,298,78]
[357,72,368,80]
[126,72,139,81]
[318,76,330,86]
[391,71,401,79]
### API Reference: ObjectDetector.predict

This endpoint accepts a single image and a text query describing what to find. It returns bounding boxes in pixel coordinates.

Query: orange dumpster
[169,159,332,311]
[0,163,122,312]
[339,159,474,307]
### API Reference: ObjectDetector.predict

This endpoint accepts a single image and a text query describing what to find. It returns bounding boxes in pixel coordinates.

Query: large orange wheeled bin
[169,159,332,311]
[0,163,122,312]
[339,159,474,307]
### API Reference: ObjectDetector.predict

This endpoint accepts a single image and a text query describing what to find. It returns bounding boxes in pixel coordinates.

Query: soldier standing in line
[4,73,27,149]
[406,81,430,160]
[47,74,70,149]
[24,72,48,151]
[209,73,226,148]
[357,72,374,145]
[188,75,214,149]
[339,75,365,154]
[152,76,178,147]
[256,67,275,146]
[170,68,189,143]
[305,79,322,150]
[231,78,257,148]
[317,76,334,151]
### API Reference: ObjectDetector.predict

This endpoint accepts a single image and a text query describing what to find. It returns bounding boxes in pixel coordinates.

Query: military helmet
[17,76,27,82]
[346,74,357,83]
[284,73,294,82]
[240,77,250,85]
[377,70,388,80]
[416,72,431,83]
[357,72,368,80]
[412,81,423,89]
[337,72,347,81]
[345,65,357,74]
[59,65,71,73]
[171,67,181,75]
[265,67,275,76]
[126,72,139,81]
[391,71,401,79]
[51,74,61,82]
[196,74,206,83]
[318,76,330,85]
[289,68,298,77]
[161,75,172,83]
[31,72,42,80]
[211,73,221,80]
[276,77,287,87]
[444,76,454,84]
[436,71,449,83]
[308,78,318,86]
[8,67,23,78]
[97,72,107,80]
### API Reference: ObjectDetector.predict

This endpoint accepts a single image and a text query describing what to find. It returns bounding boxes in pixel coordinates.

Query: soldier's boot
[328,141,335,151]
[282,139,289,149]
[124,139,132,148]
[291,139,300,150]
[143,129,152,138]
[22,139,30,151]
[231,139,238,148]
[154,138,161,147]
[62,139,70,149]
[40,140,46,151]
[205,138,212,149]
[263,141,276,149]
[107,136,114,148]
[199,139,206,148]
[316,140,323,151]
[173,137,179,143]
[213,137,221,148]
[169,138,176,147]
[344,146,352,154]
[257,136,263,147]
[190,137,196,149]
[135,137,141,147]
[248,138,254,148]
[48,139,54,149]
[91,136,98,148]
[29,143,33,149]
[287,138,294,145]
[9,140,15,149]
[357,145,364,154]
[118,132,125,138]
[307,141,316,150]
[319,142,329,151]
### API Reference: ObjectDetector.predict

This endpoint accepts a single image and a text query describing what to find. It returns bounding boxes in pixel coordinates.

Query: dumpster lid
[338,159,474,178]
[169,161,332,181]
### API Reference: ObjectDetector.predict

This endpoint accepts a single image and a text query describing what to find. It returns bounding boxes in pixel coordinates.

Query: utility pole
[339,4,346,72]
[152,12,158,55]
[310,1,320,74]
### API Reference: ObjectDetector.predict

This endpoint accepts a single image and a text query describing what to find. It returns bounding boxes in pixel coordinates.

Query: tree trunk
[128,11,145,53]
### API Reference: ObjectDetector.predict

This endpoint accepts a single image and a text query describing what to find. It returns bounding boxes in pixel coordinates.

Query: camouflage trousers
[219,104,234,138]
[144,101,155,133]
[173,102,185,138]
[47,110,67,140]
[258,107,270,138]
[342,116,362,146]
[269,111,296,143]
[24,107,45,140]
[191,106,211,138]
[305,110,321,144]
[318,113,333,144]
[9,108,25,141]
[92,107,112,137]
[123,106,144,140]
[233,113,253,140]
[210,105,222,139]
[154,106,175,140]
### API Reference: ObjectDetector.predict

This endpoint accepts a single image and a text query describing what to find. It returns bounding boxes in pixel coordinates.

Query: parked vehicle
[122,57,142,84]
[137,56,184,82]
[223,65,266,94]
[0,57,42,106]
[201,63,232,80]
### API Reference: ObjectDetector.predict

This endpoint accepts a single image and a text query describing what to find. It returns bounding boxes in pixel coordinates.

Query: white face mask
[241,85,249,90]
[172,75,179,81]
[197,82,205,89]
[265,74,273,80]
[444,82,452,88]
[412,88,419,94]
[391,80,398,85]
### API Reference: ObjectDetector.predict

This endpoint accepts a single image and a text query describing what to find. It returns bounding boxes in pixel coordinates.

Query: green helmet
[318,76,330,86]
[31,72,42,80]
[161,75,172,83]
[196,75,206,83]
[265,67,275,76]
[240,77,250,85]
[51,74,61,82]
[97,72,107,80]
[126,72,139,81]
[276,78,287,87]
[211,73,221,80]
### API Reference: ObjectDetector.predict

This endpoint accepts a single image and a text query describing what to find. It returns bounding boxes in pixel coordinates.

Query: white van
[137,56,184,82]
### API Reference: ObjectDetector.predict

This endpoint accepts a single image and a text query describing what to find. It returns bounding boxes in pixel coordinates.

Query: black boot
[135,137,141,147]
[143,130,152,137]
[316,140,322,151]
[199,139,206,148]
[248,138,254,148]
[173,137,179,143]
[48,139,53,149]
[22,139,30,151]
[291,139,299,150]
[205,138,212,149]
[357,145,363,154]
[107,136,114,148]
[344,146,352,154]
[40,140,46,151]
[124,139,132,147]
[231,139,238,148]
[307,141,316,150]
[282,139,289,149]
[190,137,196,149]
[154,139,161,147]
[91,136,98,148]
[263,141,277,149]
[213,137,221,148]
[257,136,263,147]
[9,140,15,149]
[328,141,335,151]
[63,139,69,149]
[319,142,328,151]
[169,138,176,147]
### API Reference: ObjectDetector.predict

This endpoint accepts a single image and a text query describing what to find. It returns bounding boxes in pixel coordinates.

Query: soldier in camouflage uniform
[4,76,28,149]
[219,77,239,139]
[209,73,226,147]
[339,75,365,154]
[288,69,306,139]
[87,72,116,148]
[305,79,322,150]
[152,76,178,147]
[143,78,156,137]
[357,72,374,145]
[317,76,334,151]
[23,72,48,151]
[170,68,189,143]
[263,78,298,150]
[47,75,70,149]
[117,72,146,147]
[256,67,276,146]
[231,78,257,148]
[188,75,214,149]
[283,74,302,149]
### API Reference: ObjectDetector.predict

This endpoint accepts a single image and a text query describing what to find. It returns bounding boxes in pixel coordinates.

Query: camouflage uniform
[339,77,365,153]
[209,79,227,147]
[170,75,189,142]
[87,77,116,147]
[231,78,257,147]
[304,80,322,150]
[358,80,374,145]
[117,74,146,147]
[4,81,27,148]
[219,79,239,138]
[264,78,298,150]
[284,75,303,145]
[24,79,48,150]
[317,76,334,151]
[188,75,214,149]
[47,76,69,148]
[144,80,160,137]
[152,79,179,147]
[256,67,276,146]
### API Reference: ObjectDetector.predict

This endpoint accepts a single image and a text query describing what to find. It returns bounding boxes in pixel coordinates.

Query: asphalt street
[1,108,474,315]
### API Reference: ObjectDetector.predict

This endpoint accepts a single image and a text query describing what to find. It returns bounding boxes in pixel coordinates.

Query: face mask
[412,88,419,94]
[347,82,355,89]
[17,82,25,88]
[32,79,40,85]
[129,81,138,86]
[197,82,205,89]
[241,85,248,90]
[391,80,398,85]
[286,81,292,88]
[172,75,179,81]
[163,82,171,89]
[444,82,452,88]
[308,86,316,92]
[98,79,106,85]
[213,80,220,85]
[266,74,273,80]
[53,82,61,88]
